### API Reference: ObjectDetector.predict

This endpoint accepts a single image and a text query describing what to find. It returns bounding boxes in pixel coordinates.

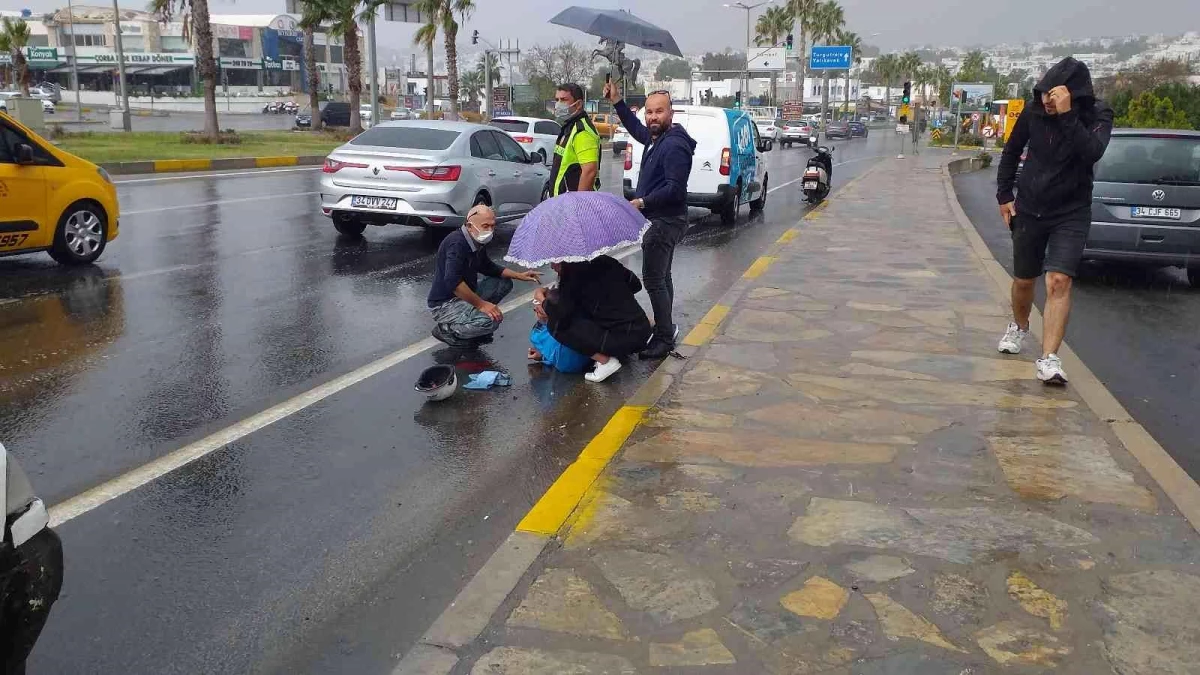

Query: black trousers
[1,528,63,675]
[642,215,688,343]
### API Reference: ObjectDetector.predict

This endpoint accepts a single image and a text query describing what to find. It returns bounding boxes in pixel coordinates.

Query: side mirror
[15,143,34,165]
[531,149,546,164]
[757,139,773,152]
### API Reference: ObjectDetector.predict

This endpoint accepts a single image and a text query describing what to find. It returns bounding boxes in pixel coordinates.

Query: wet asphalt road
[954,168,1200,479]
[3,136,890,674]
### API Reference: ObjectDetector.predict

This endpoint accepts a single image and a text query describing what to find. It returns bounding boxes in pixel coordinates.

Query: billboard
[952,82,995,112]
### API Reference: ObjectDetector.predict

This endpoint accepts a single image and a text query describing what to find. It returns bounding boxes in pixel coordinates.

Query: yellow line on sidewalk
[742,255,777,279]
[153,158,213,173]
[776,228,800,244]
[255,156,300,168]
[516,406,648,536]
[682,304,730,347]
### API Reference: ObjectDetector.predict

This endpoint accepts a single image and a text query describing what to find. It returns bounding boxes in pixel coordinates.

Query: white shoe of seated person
[585,358,622,383]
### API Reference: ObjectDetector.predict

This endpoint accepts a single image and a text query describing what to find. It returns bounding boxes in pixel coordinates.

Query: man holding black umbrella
[604,79,696,360]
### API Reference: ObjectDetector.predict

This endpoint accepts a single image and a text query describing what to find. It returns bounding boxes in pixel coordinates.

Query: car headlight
[97,167,113,184]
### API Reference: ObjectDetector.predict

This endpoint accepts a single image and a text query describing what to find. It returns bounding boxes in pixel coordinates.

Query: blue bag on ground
[529,323,591,374]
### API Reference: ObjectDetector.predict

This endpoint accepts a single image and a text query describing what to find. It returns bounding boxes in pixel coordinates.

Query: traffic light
[902,81,911,105]
[786,33,793,50]
[472,30,479,45]
[734,91,742,108]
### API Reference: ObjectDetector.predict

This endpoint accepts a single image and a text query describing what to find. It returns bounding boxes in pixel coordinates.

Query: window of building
[161,36,189,53]
[73,34,107,47]
[28,35,49,47]
[218,38,250,58]
[331,46,343,63]
[121,36,145,52]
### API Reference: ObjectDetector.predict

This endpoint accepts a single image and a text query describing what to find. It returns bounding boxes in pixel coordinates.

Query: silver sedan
[319,120,551,236]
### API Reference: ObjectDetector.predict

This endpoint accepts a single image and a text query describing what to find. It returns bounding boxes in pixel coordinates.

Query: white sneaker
[585,358,622,383]
[1036,354,1068,385]
[997,322,1028,354]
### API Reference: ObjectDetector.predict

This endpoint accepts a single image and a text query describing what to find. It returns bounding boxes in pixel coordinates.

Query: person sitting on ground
[527,320,592,374]
[427,205,540,348]
[534,255,653,383]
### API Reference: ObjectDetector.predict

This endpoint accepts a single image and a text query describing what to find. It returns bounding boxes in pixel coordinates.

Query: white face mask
[471,228,494,245]
[554,101,574,121]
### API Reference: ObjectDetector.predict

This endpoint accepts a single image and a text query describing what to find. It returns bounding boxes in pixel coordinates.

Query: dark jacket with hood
[997,57,1114,219]
[614,99,697,220]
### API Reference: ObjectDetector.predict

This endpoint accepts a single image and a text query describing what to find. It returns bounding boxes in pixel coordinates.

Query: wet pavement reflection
[2,137,892,674]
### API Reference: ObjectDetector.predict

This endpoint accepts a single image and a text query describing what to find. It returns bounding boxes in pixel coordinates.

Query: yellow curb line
[516,406,647,535]
[682,304,731,347]
[776,228,800,244]
[943,159,1200,534]
[742,255,777,279]
[255,155,300,168]
[153,158,213,173]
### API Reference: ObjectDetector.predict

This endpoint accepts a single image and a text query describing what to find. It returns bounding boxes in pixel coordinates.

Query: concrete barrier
[101,154,326,176]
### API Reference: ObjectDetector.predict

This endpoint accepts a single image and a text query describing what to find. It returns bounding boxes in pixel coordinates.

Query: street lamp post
[725,1,775,110]
[110,0,130,131]
[65,0,82,122]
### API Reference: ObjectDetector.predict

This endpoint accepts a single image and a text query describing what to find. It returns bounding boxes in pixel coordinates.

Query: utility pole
[110,0,130,131]
[66,0,82,122]
[725,1,775,111]
[367,6,379,125]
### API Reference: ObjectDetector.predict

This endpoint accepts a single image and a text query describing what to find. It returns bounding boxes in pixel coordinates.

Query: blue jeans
[429,276,514,340]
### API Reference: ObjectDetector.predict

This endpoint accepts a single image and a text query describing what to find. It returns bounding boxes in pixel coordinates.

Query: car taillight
[720,148,731,176]
[513,136,534,144]
[384,165,462,181]
[624,146,632,171]
[322,158,367,173]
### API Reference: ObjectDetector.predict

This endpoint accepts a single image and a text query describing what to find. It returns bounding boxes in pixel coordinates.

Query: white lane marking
[122,191,318,216]
[115,167,321,185]
[48,154,892,525]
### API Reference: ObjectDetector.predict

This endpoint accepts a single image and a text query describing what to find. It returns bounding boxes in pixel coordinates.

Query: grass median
[52,130,347,164]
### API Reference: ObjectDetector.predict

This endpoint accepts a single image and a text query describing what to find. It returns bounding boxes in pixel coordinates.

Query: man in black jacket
[995,57,1113,385]
[605,81,697,359]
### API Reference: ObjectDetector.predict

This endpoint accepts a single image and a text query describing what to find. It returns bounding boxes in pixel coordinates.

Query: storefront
[70,52,196,95]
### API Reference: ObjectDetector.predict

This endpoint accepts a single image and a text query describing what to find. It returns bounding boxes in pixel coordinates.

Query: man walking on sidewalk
[995,57,1113,385]
[604,81,696,360]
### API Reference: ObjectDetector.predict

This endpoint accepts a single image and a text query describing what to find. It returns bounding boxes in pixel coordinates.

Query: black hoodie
[997,57,1114,219]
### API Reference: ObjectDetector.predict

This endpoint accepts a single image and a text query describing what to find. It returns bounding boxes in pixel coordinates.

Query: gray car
[319,120,551,236]
[1087,129,1200,287]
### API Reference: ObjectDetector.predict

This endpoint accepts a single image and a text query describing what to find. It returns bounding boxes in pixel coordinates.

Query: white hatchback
[489,116,561,166]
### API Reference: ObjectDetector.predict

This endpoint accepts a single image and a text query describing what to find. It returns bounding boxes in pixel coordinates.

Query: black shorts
[1011,209,1090,279]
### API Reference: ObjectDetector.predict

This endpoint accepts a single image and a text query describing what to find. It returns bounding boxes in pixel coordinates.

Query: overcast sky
[17,0,1197,57]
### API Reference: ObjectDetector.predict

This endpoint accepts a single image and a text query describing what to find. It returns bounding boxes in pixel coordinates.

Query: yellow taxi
[1,111,119,265]
[590,113,618,139]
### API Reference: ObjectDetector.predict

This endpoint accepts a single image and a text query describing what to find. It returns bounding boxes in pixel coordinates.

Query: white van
[621,105,772,225]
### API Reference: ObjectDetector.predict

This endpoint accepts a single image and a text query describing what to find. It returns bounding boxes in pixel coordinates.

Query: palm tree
[310,0,365,132]
[874,53,898,119]
[755,6,791,105]
[1,17,32,96]
[787,0,820,106]
[151,0,218,139]
[959,49,987,82]
[412,0,439,118]
[476,51,501,87]
[460,68,483,110]
[408,0,474,119]
[837,28,862,120]
[933,63,953,110]
[298,0,330,132]
[810,0,844,128]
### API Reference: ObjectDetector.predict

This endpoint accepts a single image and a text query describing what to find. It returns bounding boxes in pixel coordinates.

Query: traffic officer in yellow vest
[550,83,600,196]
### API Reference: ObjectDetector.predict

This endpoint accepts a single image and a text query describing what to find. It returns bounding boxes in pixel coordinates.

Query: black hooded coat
[997,57,1114,219]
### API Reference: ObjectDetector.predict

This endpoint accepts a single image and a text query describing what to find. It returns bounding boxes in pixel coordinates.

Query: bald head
[466,204,495,227]
[644,93,674,139]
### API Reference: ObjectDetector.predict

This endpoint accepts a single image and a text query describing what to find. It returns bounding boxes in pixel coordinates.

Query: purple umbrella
[504,191,650,268]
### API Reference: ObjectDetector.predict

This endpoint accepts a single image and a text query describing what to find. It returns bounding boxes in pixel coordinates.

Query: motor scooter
[801,136,834,203]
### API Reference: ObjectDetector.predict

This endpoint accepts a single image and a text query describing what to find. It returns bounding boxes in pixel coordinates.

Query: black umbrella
[549,7,684,57]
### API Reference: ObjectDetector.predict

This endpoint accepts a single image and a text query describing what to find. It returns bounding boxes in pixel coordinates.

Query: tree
[810,0,844,126]
[958,49,987,82]
[755,5,791,104]
[412,0,438,117]
[151,0,218,139]
[298,1,329,131]
[476,51,502,86]
[655,57,693,81]
[460,67,483,109]
[312,0,365,132]
[1117,90,1192,129]
[522,41,594,88]
[0,17,30,96]
[838,29,862,120]
[408,0,473,118]
[788,0,820,104]
[698,50,746,79]
[874,53,898,118]
[933,63,953,109]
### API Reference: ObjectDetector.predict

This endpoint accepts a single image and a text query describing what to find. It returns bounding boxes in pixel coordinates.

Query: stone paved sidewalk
[451,155,1200,674]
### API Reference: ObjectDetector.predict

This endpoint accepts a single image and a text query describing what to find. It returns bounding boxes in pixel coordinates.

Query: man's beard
[649,122,666,136]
